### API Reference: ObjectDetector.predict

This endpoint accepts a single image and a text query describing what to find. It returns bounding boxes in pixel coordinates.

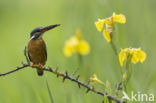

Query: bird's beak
[40,24,60,32]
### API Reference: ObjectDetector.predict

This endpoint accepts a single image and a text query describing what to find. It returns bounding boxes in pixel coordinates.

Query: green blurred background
[0,0,155,103]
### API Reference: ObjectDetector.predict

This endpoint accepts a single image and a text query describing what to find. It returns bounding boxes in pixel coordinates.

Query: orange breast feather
[28,38,47,65]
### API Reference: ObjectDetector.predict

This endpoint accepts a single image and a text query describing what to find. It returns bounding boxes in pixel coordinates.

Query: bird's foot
[30,63,43,68]
[37,64,43,68]
[30,63,34,67]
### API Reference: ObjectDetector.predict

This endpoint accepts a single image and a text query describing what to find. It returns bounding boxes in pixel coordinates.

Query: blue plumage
[30,27,42,38]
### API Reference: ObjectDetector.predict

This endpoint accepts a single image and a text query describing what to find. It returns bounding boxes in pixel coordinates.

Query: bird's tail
[36,67,44,76]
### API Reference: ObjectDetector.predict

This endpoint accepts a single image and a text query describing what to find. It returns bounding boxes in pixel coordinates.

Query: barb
[43,67,124,103]
[0,64,29,76]
[0,48,125,103]
[0,48,30,76]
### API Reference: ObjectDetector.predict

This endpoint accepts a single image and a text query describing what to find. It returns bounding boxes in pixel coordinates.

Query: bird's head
[30,24,60,40]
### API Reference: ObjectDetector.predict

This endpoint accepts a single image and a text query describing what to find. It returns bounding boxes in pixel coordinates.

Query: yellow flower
[119,48,146,66]
[95,12,126,42]
[112,13,126,24]
[63,29,90,57]
[63,36,78,57]
[95,19,104,32]
[103,29,111,42]
[89,74,104,85]
[131,48,146,64]
[78,40,90,55]
[119,48,127,66]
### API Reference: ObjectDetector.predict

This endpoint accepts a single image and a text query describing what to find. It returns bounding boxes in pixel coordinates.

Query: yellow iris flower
[89,74,104,85]
[63,29,90,57]
[119,48,146,66]
[95,19,105,32]
[95,13,126,42]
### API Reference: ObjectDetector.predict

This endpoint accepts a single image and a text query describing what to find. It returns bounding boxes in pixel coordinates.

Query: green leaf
[46,79,55,103]
[104,95,108,103]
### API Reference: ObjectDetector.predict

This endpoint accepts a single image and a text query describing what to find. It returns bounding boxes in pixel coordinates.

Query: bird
[28,24,60,76]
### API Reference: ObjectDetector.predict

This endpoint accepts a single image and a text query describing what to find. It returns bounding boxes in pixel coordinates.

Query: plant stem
[110,41,123,78]
[78,53,83,66]
[110,41,118,56]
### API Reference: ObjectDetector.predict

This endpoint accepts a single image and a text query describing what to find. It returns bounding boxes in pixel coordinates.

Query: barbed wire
[0,48,125,103]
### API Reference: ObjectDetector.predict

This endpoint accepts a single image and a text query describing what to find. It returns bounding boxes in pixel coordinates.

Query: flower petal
[139,50,146,63]
[103,29,111,42]
[119,49,127,66]
[63,37,79,57]
[104,18,113,25]
[95,19,104,32]
[78,40,90,55]
[131,48,146,64]
[113,13,126,24]
[89,74,104,85]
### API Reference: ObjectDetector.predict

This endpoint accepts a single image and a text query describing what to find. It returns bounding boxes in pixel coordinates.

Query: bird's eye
[37,30,40,32]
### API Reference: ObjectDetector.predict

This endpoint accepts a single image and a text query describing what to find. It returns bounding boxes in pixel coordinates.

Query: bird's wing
[44,43,47,61]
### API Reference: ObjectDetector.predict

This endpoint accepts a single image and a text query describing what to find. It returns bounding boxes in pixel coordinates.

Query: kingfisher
[28,24,60,76]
